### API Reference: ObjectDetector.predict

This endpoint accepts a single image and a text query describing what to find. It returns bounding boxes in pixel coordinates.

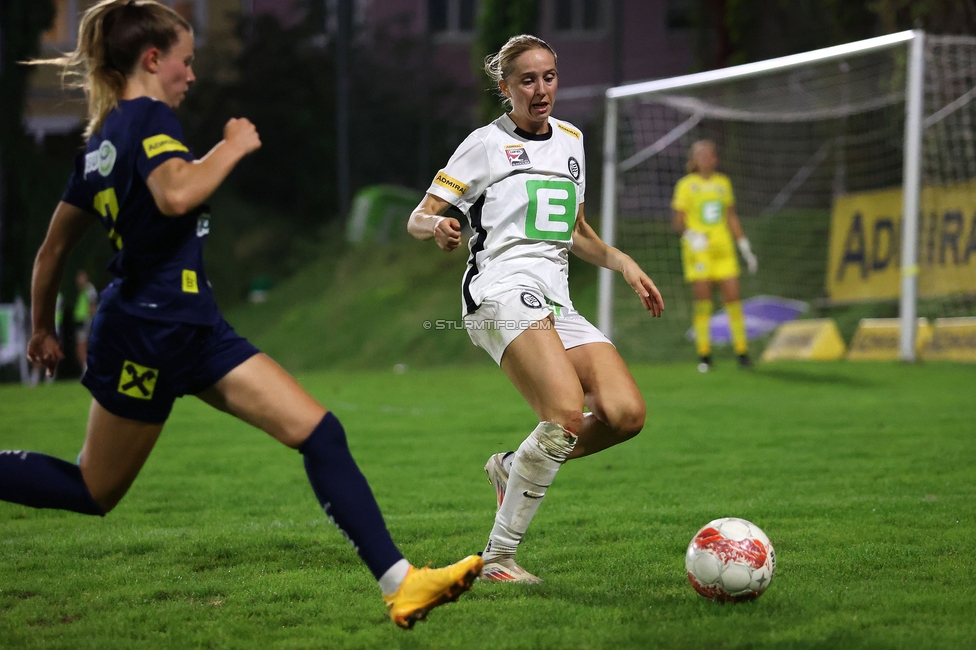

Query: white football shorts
[463,287,613,365]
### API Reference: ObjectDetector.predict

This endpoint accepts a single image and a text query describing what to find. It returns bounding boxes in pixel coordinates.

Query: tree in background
[692,0,976,70]
[177,9,473,302]
[870,0,976,34]
[691,0,879,69]
[471,0,539,124]
[0,0,58,302]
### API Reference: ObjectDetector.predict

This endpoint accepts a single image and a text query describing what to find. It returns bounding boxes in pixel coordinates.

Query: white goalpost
[598,30,976,363]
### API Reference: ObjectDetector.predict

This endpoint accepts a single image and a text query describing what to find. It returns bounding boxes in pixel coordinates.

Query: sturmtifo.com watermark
[423,319,555,331]
[422,312,585,331]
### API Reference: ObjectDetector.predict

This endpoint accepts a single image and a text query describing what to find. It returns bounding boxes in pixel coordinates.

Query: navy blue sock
[0,450,104,516]
[300,413,404,580]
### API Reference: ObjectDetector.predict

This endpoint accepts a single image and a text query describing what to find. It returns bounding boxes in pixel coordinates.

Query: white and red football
[685,517,776,603]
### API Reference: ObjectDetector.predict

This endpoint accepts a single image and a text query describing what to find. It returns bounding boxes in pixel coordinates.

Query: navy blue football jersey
[62,97,218,326]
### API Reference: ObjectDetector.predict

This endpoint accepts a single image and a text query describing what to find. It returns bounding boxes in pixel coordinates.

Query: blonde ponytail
[29,0,190,140]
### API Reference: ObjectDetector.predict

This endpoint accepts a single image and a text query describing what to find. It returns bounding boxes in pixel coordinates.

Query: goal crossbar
[607,31,915,99]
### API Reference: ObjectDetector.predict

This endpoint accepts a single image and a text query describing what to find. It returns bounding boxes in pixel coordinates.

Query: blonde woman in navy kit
[1,0,480,630]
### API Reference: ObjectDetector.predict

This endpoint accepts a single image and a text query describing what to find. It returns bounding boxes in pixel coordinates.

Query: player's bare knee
[617,398,646,437]
[594,397,645,439]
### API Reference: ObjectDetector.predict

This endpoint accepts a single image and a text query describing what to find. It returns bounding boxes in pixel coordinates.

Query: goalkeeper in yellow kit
[671,140,758,371]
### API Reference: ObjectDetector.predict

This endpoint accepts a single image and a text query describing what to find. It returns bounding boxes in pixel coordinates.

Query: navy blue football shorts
[81,309,260,423]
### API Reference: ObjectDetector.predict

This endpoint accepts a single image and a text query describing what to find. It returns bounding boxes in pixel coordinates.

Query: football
[685,517,776,603]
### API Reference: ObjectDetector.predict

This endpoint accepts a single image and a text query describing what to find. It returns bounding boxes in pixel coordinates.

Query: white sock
[378,558,411,595]
[501,451,514,472]
[483,421,577,561]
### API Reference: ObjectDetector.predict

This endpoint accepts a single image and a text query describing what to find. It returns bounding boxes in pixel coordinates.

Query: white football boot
[480,556,543,584]
[484,452,512,509]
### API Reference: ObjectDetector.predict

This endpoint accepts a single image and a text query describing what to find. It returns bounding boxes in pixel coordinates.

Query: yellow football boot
[383,555,483,629]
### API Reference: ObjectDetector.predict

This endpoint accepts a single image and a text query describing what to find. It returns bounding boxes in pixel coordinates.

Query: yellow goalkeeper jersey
[671,172,735,232]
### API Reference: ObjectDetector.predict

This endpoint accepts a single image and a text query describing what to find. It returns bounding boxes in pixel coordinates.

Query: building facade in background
[28,0,239,141]
[249,0,693,123]
[28,0,693,138]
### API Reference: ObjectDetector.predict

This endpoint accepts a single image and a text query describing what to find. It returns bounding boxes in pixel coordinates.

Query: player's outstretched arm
[147,118,261,217]
[407,193,462,252]
[571,205,664,317]
[28,202,98,376]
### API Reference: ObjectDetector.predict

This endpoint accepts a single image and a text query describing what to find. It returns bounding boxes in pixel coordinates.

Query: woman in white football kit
[408,35,664,582]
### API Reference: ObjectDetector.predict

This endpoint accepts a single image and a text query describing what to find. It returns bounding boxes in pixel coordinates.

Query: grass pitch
[1,361,974,649]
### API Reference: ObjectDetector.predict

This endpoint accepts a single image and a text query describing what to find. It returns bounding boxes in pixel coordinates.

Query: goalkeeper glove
[737,237,758,274]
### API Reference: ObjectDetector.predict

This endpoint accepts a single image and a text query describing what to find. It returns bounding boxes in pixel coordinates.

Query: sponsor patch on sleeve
[557,123,581,139]
[433,171,469,196]
[142,134,190,159]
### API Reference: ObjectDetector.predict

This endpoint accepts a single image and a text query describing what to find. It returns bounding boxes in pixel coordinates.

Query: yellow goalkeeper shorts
[681,231,740,283]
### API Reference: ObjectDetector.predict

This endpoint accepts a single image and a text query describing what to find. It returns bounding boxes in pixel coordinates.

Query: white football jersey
[426,113,585,315]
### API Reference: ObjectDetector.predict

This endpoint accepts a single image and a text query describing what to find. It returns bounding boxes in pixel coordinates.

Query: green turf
[222,237,489,372]
[1,361,975,648]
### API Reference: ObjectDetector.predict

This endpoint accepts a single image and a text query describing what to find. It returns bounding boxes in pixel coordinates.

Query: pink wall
[251,0,693,121]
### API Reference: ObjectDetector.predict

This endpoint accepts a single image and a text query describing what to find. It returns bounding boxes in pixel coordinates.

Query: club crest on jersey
[85,141,117,177]
[505,144,531,167]
[520,292,544,309]
[196,214,211,237]
[568,157,580,180]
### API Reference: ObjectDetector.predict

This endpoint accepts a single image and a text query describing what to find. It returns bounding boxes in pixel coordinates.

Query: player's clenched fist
[224,118,261,155]
[26,332,63,378]
[433,217,462,252]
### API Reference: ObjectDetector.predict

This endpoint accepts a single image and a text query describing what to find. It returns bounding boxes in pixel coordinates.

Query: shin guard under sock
[727,300,748,355]
[300,413,404,580]
[693,300,713,357]
[0,450,103,516]
[483,421,578,560]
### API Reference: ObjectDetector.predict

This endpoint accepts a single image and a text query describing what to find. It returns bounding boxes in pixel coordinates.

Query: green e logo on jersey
[701,200,724,225]
[525,180,577,241]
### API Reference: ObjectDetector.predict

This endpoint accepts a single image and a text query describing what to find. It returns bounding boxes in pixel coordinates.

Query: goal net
[598,31,976,363]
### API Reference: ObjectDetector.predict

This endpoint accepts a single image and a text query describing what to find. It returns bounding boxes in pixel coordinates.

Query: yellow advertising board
[827,184,976,302]
[846,318,932,361]
[761,319,846,362]
[926,317,976,362]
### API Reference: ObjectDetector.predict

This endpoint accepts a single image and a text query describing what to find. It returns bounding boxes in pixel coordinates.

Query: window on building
[428,0,477,36]
[42,0,72,46]
[552,0,603,34]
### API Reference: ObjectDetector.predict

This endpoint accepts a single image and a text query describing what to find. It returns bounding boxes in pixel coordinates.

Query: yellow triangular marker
[926,317,976,362]
[761,319,846,362]
[847,318,932,361]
